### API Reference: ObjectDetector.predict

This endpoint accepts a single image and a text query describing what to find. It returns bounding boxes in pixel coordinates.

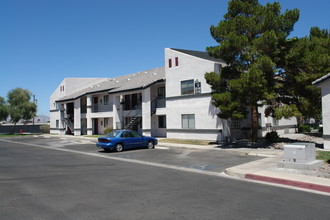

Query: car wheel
[115,143,123,152]
[147,140,155,149]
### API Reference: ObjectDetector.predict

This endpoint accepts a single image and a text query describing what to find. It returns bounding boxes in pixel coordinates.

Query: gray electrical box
[278,142,323,170]
[283,142,316,163]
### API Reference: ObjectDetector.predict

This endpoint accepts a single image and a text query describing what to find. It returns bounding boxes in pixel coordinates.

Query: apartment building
[50,48,297,141]
[313,73,330,150]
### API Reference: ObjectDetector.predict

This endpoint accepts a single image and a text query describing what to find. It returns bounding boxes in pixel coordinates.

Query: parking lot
[1,135,329,220]
[2,135,261,174]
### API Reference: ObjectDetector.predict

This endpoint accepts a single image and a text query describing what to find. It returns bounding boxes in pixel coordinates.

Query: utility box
[283,142,316,163]
[278,142,323,170]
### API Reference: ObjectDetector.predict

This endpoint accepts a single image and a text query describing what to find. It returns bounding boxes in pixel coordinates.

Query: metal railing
[151,97,166,115]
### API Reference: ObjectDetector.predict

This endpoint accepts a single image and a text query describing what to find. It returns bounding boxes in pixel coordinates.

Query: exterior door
[94,118,98,134]
[93,97,98,112]
[130,130,144,146]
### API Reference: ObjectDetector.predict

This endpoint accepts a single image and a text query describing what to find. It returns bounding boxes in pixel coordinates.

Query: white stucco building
[50,48,297,141]
[313,73,330,150]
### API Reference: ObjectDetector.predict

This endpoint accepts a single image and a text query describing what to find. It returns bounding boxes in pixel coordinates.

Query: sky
[1,0,329,116]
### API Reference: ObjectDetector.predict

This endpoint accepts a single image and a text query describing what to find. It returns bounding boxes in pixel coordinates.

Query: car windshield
[105,130,121,138]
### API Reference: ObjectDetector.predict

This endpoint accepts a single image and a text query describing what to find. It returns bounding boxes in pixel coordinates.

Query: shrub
[265,131,279,142]
[40,124,50,133]
[103,127,113,134]
[298,124,311,133]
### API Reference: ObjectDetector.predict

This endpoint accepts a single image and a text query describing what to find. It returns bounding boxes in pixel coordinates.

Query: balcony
[157,97,166,108]
[92,104,113,113]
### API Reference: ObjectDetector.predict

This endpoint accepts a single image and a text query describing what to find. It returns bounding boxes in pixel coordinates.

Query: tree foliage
[274,27,330,122]
[7,88,37,126]
[205,0,299,142]
[0,96,9,121]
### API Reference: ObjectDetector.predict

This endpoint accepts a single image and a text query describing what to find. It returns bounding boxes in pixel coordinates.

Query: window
[132,93,138,108]
[182,114,195,129]
[131,131,142,138]
[214,63,222,75]
[121,131,132,138]
[56,120,59,128]
[175,57,179,66]
[158,116,166,128]
[158,86,165,98]
[168,59,172,68]
[104,118,109,127]
[124,95,131,110]
[181,80,194,95]
[104,95,109,105]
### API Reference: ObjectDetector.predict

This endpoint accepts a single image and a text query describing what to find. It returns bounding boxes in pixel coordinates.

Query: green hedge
[298,124,311,133]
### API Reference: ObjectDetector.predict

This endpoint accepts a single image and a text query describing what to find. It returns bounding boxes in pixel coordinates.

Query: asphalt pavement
[0,135,329,219]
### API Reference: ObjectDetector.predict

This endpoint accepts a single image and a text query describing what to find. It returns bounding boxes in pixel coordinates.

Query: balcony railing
[157,98,166,108]
[92,104,113,113]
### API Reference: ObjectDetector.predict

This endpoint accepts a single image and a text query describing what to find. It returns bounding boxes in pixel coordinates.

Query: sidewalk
[225,155,330,194]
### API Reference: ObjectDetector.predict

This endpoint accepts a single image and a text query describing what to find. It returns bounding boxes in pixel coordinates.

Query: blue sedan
[96,130,158,152]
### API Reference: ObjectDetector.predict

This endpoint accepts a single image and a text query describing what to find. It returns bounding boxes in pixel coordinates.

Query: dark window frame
[181,80,194,95]
[168,59,172,68]
[158,115,166,128]
[175,57,179,66]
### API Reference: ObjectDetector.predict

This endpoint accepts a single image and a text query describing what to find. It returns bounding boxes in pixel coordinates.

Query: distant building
[50,48,297,141]
[33,115,50,124]
[313,73,330,150]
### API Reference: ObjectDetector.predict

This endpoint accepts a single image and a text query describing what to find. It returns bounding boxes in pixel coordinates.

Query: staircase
[123,97,164,130]
[123,105,142,130]
[61,111,74,133]
[123,117,142,130]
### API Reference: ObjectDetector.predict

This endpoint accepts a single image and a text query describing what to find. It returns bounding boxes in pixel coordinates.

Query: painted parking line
[156,146,170,150]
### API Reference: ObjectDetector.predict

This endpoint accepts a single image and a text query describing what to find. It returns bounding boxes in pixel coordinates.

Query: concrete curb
[245,173,330,193]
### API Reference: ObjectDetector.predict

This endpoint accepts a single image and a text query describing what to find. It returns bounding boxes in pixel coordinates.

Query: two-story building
[50,48,297,141]
[313,73,330,150]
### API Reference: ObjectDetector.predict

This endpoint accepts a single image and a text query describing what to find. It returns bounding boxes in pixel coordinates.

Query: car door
[130,131,144,147]
[120,131,134,149]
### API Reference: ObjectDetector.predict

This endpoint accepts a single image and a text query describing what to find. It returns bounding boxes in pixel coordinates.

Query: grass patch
[316,151,330,164]
[158,138,214,145]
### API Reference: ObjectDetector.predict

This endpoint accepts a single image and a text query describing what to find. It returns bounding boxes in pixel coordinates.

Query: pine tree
[274,27,330,124]
[205,0,299,142]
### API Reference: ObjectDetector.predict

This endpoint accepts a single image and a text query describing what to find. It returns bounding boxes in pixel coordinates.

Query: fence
[0,124,44,134]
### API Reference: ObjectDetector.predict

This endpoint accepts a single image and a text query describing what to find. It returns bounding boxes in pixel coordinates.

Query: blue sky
[0,0,329,116]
